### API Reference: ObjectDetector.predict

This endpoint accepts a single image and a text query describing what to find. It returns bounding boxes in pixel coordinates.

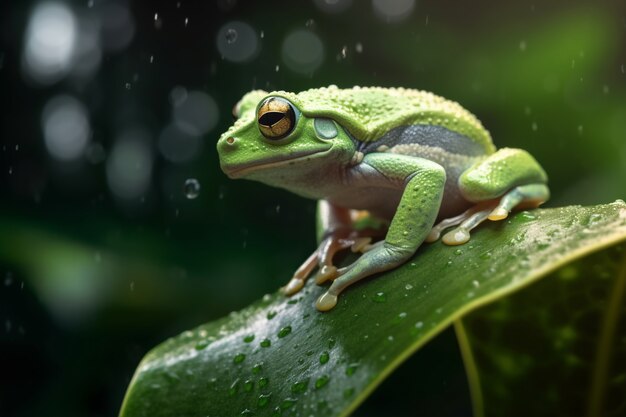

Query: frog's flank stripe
[360,124,486,157]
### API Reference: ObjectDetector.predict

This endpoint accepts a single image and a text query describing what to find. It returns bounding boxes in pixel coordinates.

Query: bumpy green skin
[217,86,549,311]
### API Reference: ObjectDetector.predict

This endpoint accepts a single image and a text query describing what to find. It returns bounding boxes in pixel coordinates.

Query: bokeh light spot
[372,0,415,23]
[216,21,259,63]
[22,2,77,85]
[41,95,90,161]
[281,30,325,75]
[106,128,153,200]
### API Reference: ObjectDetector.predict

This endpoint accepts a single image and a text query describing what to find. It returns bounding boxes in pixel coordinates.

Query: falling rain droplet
[184,178,200,199]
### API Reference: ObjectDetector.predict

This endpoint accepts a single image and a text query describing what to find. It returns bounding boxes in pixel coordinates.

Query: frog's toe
[315,291,338,311]
[488,207,509,221]
[283,277,304,296]
[350,237,373,253]
[442,227,471,245]
[488,184,550,221]
[314,265,339,285]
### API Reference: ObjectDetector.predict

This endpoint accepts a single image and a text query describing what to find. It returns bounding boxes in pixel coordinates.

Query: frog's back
[276,86,495,155]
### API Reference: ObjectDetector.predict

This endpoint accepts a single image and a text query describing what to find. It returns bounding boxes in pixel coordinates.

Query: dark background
[1,1,625,416]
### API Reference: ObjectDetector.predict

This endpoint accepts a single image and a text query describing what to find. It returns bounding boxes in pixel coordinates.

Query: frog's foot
[427,184,550,246]
[487,184,549,221]
[314,234,376,285]
[283,230,379,296]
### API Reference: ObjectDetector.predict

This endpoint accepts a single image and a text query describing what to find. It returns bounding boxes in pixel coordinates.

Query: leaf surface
[120,202,626,417]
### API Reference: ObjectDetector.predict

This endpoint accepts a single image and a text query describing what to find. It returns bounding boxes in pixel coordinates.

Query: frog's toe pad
[442,227,470,245]
[315,265,338,285]
[315,292,338,311]
[283,278,304,296]
[488,207,509,221]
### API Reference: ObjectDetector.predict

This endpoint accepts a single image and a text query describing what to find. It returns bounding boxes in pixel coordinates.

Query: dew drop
[280,398,297,409]
[345,363,359,376]
[328,338,336,349]
[244,379,254,392]
[233,353,246,364]
[372,291,387,303]
[195,339,211,350]
[258,393,271,408]
[291,380,308,393]
[315,375,329,389]
[277,326,292,338]
[319,351,330,364]
[184,178,200,199]
[229,379,240,396]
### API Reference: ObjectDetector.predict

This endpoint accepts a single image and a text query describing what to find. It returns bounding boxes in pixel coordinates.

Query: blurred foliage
[0,1,625,416]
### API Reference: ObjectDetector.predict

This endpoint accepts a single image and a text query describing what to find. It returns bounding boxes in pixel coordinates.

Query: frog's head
[217,91,355,187]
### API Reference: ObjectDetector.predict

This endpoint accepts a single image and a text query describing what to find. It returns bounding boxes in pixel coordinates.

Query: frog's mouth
[222,148,331,179]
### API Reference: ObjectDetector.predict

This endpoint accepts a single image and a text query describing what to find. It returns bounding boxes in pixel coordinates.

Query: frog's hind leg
[429,148,549,246]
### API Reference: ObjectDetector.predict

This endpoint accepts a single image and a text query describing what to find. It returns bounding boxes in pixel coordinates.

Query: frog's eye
[257,97,296,140]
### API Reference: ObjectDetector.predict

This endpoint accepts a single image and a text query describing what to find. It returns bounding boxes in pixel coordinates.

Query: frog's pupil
[259,112,285,126]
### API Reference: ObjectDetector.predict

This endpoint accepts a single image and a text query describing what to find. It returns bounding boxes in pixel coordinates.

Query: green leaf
[120,202,626,417]
[458,241,626,417]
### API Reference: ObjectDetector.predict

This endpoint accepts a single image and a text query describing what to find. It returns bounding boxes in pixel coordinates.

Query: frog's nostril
[226,137,235,145]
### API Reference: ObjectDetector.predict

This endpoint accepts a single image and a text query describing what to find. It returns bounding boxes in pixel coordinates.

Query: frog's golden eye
[257,97,296,140]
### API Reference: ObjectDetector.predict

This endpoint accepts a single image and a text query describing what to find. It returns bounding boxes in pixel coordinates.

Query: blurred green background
[1,1,625,416]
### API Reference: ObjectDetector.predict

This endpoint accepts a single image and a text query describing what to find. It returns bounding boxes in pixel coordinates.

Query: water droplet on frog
[328,338,336,349]
[259,377,269,388]
[184,178,200,199]
[405,284,413,290]
[398,312,407,320]
[260,339,271,348]
[372,291,386,303]
[229,378,240,396]
[243,334,255,343]
[252,362,263,374]
[277,326,292,338]
[319,351,330,364]
[415,321,423,329]
[225,28,238,44]
[233,353,246,364]
[454,249,463,255]
[315,375,329,389]
[472,280,480,288]
[266,311,277,319]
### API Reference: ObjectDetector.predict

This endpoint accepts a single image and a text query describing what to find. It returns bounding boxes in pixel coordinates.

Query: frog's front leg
[316,154,446,311]
[283,201,376,295]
